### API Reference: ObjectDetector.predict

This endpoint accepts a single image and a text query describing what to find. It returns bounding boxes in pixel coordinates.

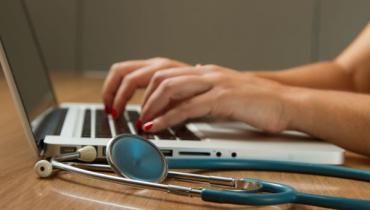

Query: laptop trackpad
[191,121,318,143]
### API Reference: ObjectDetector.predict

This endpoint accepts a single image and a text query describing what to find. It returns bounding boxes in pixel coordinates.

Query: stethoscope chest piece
[106,134,168,183]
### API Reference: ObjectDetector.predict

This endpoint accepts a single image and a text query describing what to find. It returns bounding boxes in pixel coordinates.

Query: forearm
[248,61,355,91]
[283,87,370,156]
[250,22,370,93]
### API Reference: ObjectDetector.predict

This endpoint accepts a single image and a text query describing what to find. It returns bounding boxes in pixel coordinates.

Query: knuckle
[212,72,224,79]
[201,64,221,74]
[150,56,164,61]
[110,61,135,74]
[110,62,127,76]
[152,71,167,85]
[110,62,120,71]
[160,79,175,91]
[110,63,121,75]
[123,74,136,86]
[206,72,224,82]
[152,57,171,66]
[204,64,218,70]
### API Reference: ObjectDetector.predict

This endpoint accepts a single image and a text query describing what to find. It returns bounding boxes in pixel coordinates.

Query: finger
[141,66,202,107]
[111,65,163,117]
[142,93,212,132]
[102,60,148,108]
[140,75,212,122]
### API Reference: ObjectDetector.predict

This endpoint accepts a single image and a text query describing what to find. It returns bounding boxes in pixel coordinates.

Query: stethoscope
[34,134,370,209]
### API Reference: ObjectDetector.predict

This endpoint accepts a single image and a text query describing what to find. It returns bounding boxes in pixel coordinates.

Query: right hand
[102,57,189,117]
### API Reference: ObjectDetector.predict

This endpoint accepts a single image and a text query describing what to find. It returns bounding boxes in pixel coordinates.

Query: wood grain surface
[0,72,369,210]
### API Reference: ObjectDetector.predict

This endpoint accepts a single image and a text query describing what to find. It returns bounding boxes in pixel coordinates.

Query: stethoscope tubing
[202,179,297,206]
[202,180,370,209]
[202,187,370,209]
[294,192,370,210]
[168,158,370,182]
[168,158,370,209]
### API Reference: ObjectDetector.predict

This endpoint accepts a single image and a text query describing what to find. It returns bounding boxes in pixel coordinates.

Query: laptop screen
[0,1,57,130]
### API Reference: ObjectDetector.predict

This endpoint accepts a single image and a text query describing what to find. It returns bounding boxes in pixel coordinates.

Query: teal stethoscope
[34,134,370,209]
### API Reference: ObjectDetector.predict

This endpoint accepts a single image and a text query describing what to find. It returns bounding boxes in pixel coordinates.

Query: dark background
[7,0,370,74]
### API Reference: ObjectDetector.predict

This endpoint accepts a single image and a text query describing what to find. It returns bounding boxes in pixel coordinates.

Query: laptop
[0,0,344,164]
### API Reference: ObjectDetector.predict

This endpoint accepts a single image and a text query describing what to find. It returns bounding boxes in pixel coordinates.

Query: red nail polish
[143,122,153,131]
[135,119,143,130]
[111,108,119,119]
[104,105,112,114]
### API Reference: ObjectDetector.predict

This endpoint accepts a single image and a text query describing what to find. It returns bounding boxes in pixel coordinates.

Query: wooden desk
[1,72,370,210]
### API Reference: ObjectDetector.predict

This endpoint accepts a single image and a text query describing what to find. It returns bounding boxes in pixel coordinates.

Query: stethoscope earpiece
[77,146,97,162]
[34,145,97,178]
[34,160,53,178]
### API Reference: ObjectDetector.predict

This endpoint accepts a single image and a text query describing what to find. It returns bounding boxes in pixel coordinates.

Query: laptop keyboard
[82,108,200,140]
[113,115,130,135]
[81,110,91,138]
[95,110,112,138]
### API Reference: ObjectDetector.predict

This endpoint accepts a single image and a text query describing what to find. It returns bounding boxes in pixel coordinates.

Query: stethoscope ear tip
[78,146,97,162]
[34,160,53,178]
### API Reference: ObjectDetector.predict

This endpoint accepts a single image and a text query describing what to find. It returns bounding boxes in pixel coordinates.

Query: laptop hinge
[34,108,68,148]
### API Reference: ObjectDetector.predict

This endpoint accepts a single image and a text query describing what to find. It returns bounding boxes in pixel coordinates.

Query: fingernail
[143,121,153,131]
[104,105,112,114]
[135,119,143,130]
[111,108,119,119]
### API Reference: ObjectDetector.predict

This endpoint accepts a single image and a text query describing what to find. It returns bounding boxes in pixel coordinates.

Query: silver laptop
[0,0,344,164]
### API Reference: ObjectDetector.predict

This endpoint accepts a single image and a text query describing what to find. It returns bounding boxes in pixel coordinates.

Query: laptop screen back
[0,0,57,139]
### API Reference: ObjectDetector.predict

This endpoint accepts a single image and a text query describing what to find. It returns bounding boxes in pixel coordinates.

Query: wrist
[279,86,313,131]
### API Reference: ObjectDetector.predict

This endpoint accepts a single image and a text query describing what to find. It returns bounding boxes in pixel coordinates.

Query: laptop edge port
[60,146,76,154]
[161,149,173,157]
[179,151,211,156]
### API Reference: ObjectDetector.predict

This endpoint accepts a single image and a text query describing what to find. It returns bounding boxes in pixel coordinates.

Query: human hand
[102,57,188,117]
[139,64,292,133]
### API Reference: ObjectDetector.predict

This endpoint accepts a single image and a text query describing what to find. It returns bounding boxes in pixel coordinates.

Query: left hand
[139,64,292,133]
